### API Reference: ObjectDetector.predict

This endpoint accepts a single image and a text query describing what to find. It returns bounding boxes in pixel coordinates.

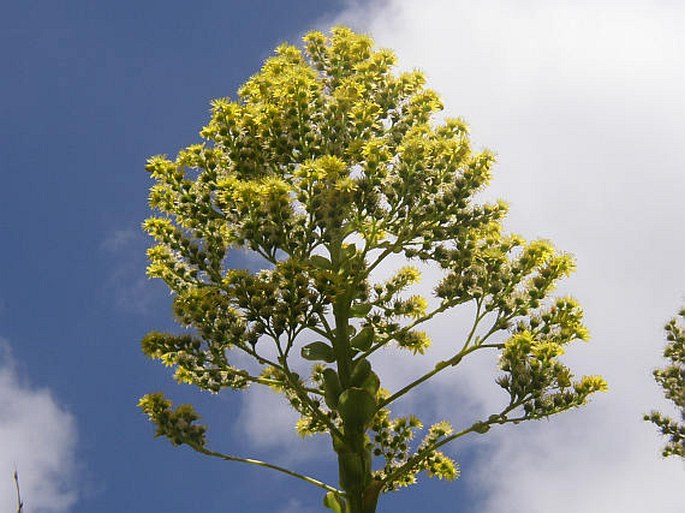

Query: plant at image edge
[645,308,685,458]
[139,27,607,513]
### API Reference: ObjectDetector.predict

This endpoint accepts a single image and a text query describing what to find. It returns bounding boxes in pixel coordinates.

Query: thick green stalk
[328,235,377,513]
[334,431,377,513]
[329,235,352,387]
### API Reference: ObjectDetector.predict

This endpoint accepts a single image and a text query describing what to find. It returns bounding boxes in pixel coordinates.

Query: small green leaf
[310,255,332,270]
[350,358,372,386]
[338,387,377,431]
[350,302,372,318]
[323,368,342,409]
[343,244,358,258]
[360,371,380,397]
[301,342,336,362]
[342,362,379,398]
[323,491,344,513]
[473,422,490,434]
[351,326,374,351]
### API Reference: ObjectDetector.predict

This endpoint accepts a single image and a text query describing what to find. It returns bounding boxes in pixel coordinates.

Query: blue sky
[2,1,685,513]
[0,2,358,512]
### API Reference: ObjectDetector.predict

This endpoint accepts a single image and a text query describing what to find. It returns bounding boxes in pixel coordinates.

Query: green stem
[281,359,346,441]
[316,311,336,342]
[334,432,376,513]
[381,403,526,488]
[333,302,352,386]
[358,302,453,361]
[189,368,324,395]
[329,235,353,387]
[188,442,341,494]
[378,345,477,408]
[379,300,488,408]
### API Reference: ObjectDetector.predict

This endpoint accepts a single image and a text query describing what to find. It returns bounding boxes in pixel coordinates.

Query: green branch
[358,302,453,360]
[378,344,480,409]
[378,300,492,408]
[187,442,342,494]
[280,357,345,440]
[380,401,527,488]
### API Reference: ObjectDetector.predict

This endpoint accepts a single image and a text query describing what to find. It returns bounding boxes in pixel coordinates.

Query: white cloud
[235,386,300,451]
[222,4,685,508]
[235,386,330,465]
[473,406,685,513]
[326,1,685,511]
[0,341,79,513]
